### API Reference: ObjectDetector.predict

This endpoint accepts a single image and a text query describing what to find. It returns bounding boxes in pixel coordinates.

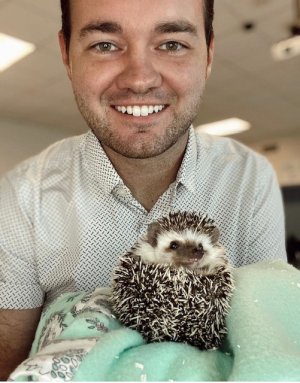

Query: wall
[248,136,300,187]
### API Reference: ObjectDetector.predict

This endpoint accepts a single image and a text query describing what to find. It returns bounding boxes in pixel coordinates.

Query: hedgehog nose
[193,248,204,259]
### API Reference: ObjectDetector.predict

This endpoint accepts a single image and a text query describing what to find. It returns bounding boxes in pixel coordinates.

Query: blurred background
[0,0,299,266]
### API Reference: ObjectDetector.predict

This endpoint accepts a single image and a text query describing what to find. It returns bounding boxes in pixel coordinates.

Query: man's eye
[92,42,118,53]
[159,41,184,52]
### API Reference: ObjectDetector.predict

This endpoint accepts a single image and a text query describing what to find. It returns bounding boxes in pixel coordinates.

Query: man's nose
[116,50,162,94]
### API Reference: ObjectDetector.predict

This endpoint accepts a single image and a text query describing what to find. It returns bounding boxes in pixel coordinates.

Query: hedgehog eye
[170,241,179,250]
[198,243,204,251]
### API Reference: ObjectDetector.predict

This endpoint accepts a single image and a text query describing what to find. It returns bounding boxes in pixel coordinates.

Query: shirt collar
[83,130,122,194]
[83,127,197,195]
[176,126,197,194]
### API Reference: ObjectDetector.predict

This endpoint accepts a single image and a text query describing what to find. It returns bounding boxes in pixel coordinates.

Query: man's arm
[248,157,287,263]
[0,307,42,380]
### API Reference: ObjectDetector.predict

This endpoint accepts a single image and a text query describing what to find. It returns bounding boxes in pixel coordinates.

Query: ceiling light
[195,118,251,136]
[0,33,36,72]
[271,35,300,61]
[271,0,300,61]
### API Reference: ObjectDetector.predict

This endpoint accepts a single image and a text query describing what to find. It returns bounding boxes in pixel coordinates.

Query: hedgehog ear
[210,226,220,244]
[147,222,162,247]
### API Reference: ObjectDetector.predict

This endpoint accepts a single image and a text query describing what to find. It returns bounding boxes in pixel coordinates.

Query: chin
[98,129,183,159]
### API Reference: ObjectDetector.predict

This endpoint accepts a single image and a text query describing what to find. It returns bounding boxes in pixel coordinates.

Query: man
[0,0,286,379]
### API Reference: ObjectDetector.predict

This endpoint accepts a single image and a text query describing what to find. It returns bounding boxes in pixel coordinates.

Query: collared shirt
[0,128,286,309]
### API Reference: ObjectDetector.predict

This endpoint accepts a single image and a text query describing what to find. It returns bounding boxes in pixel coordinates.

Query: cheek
[70,59,119,98]
[162,58,207,98]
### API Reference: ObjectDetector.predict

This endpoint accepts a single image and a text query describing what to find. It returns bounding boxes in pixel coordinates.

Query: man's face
[59,0,214,159]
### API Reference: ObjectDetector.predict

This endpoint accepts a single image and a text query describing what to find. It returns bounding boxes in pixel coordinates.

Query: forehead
[70,0,204,34]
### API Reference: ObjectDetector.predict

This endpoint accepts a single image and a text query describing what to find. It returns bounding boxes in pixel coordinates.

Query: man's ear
[58,30,72,80]
[206,32,215,79]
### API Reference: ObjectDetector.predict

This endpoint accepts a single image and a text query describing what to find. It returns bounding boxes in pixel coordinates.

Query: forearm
[0,343,30,381]
[0,308,42,380]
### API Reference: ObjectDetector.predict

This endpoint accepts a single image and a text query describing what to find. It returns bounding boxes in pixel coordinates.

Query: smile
[114,105,167,117]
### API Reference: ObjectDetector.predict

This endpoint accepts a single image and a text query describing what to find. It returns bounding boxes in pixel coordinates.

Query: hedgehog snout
[187,243,204,260]
[174,244,205,264]
[193,246,204,258]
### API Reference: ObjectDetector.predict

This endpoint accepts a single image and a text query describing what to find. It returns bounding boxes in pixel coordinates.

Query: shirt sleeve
[248,157,287,263]
[0,167,44,309]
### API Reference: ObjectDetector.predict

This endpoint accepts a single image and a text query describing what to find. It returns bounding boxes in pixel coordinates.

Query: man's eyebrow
[79,21,123,39]
[154,20,198,36]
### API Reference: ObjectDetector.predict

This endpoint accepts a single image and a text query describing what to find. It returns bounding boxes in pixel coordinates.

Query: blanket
[9,260,300,381]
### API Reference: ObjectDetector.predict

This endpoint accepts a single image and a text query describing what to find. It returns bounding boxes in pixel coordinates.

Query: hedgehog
[111,211,234,350]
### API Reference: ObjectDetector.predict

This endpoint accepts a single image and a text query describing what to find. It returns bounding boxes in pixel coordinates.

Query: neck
[103,132,189,211]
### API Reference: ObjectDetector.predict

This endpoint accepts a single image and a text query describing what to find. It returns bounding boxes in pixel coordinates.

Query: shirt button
[116,187,127,197]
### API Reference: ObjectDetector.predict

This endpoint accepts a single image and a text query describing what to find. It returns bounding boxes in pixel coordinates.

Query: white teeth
[115,105,165,117]
[133,106,141,117]
[141,105,149,117]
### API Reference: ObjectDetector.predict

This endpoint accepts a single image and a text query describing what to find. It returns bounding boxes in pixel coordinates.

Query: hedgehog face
[136,222,228,274]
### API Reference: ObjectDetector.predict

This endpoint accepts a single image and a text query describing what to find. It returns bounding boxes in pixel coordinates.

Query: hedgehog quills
[111,253,234,350]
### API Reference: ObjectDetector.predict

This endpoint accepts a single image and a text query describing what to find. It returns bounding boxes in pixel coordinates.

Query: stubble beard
[74,90,204,159]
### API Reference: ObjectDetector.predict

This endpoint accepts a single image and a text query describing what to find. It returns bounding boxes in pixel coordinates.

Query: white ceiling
[0,0,299,144]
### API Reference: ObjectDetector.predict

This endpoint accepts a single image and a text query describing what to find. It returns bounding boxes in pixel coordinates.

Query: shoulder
[2,133,87,184]
[193,129,273,174]
[21,133,86,170]
[194,129,256,157]
[0,133,88,213]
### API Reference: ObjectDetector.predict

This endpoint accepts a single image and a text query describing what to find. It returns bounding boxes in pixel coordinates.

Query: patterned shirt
[0,127,286,309]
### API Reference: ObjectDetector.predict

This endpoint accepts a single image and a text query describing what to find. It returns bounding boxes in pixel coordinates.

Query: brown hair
[60,0,214,51]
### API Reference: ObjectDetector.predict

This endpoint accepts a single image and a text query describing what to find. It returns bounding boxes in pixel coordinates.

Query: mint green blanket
[10,260,300,381]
